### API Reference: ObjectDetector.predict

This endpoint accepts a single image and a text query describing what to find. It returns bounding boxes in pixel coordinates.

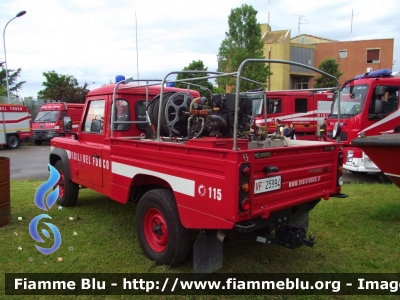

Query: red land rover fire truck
[325,68,400,181]
[50,60,347,273]
[31,100,84,145]
[253,90,333,140]
[0,104,32,149]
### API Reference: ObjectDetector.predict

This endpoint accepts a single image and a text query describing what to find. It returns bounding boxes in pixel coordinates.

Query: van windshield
[330,84,368,117]
[34,111,60,122]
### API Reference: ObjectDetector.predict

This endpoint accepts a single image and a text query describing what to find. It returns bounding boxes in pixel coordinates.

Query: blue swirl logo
[29,164,62,255]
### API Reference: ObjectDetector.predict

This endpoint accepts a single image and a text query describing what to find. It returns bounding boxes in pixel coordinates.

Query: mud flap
[288,212,309,229]
[193,230,223,276]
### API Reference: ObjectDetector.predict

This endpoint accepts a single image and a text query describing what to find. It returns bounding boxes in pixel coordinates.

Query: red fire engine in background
[326,68,400,182]
[0,104,32,149]
[31,100,84,145]
[253,90,333,140]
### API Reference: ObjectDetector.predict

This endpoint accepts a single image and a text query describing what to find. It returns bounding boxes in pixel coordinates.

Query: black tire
[34,140,43,145]
[378,172,392,184]
[54,160,79,206]
[136,189,192,267]
[6,135,20,149]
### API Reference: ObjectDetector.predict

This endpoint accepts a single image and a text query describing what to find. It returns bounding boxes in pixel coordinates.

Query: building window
[300,37,306,44]
[366,49,380,63]
[339,50,347,58]
[294,77,309,89]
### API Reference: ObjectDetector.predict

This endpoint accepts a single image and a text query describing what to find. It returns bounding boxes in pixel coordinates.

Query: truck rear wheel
[136,189,191,267]
[54,160,79,207]
[6,135,20,149]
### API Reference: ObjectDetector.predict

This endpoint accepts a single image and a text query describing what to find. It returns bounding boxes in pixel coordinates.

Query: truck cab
[326,69,400,178]
[31,100,84,145]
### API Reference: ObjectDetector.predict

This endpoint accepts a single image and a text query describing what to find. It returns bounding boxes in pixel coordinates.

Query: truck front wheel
[136,189,192,267]
[54,160,79,207]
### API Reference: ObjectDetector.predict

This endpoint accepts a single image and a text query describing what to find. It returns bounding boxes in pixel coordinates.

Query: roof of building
[291,33,337,42]
[262,30,290,44]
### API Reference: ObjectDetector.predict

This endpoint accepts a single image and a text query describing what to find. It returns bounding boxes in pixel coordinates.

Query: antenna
[294,15,307,36]
[268,0,270,24]
[350,9,353,41]
[135,12,139,80]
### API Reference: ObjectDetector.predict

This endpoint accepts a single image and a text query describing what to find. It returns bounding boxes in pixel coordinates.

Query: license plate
[254,175,281,194]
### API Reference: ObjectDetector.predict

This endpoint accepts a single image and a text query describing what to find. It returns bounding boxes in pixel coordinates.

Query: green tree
[0,62,26,98]
[314,58,343,88]
[37,71,90,103]
[216,4,271,92]
[175,60,215,98]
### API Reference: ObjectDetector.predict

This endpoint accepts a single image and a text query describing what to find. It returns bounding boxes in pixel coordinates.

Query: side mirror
[332,122,342,139]
[63,116,72,131]
[62,116,78,140]
[375,86,387,96]
[374,99,385,114]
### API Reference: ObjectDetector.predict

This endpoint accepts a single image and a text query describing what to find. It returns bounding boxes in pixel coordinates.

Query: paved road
[0,142,383,184]
[0,142,50,180]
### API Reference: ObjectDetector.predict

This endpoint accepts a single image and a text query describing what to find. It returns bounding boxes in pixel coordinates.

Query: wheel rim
[10,137,17,147]
[143,208,168,252]
[57,170,65,198]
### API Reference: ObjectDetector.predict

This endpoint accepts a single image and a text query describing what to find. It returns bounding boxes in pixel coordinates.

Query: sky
[1,0,399,98]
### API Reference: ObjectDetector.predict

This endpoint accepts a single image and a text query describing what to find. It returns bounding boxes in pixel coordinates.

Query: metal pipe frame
[233,59,340,149]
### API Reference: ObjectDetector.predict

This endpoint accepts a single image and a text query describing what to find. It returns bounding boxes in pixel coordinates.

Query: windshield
[252,97,264,116]
[330,84,368,117]
[34,110,60,122]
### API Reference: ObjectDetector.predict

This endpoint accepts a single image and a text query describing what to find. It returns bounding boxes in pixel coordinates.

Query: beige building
[261,24,394,90]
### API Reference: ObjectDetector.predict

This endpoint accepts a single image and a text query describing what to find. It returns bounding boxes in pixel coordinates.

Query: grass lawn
[1,180,399,299]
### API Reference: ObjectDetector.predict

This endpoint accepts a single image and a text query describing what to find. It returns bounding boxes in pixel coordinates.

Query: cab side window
[295,98,308,113]
[82,100,105,133]
[113,99,130,130]
[267,98,282,113]
[368,86,399,120]
[136,100,148,131]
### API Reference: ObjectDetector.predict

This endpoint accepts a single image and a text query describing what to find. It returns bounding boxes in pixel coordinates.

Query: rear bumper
[344,158,380,173]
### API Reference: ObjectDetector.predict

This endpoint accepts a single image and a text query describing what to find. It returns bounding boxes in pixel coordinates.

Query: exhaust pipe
[216,230,229,243]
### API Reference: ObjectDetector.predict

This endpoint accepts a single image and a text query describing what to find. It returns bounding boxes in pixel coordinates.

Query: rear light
[241,183,249,192]
[240,198,251,211]
[337,151,344,187]
[239,163,251,213]
[242,167,250,176]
